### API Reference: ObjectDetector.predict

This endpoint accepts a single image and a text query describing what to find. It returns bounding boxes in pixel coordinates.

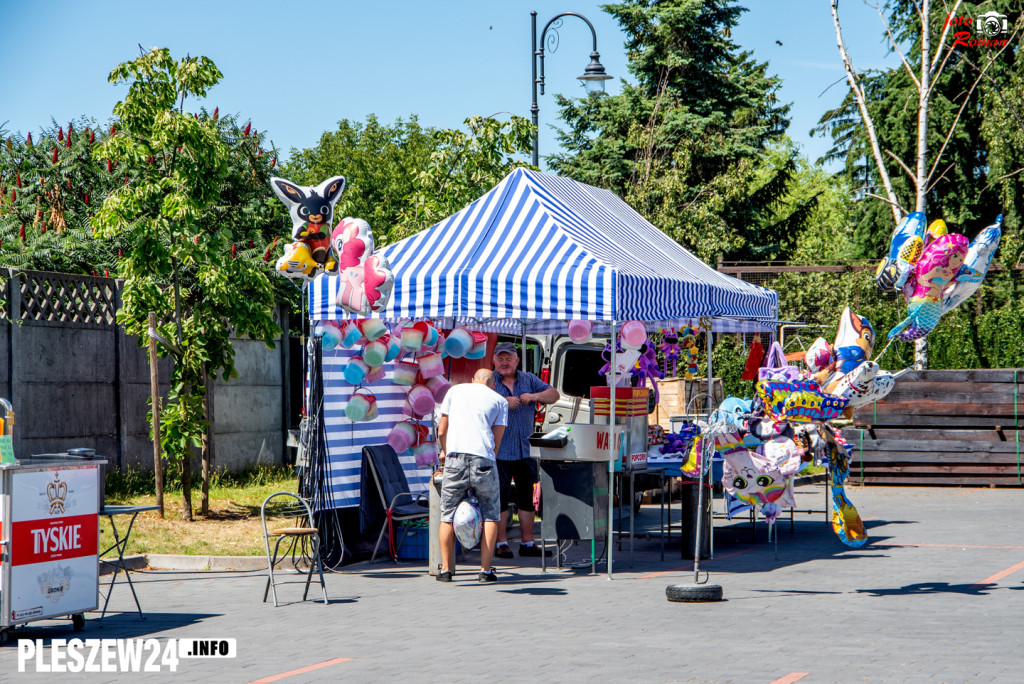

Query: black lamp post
[531,11,612,167]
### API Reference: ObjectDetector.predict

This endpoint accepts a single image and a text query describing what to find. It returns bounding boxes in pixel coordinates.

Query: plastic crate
[396,525,461,560]
[396,526,430,560]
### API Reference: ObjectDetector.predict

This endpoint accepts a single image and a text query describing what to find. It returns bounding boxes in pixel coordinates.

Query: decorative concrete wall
[0,269,289,471]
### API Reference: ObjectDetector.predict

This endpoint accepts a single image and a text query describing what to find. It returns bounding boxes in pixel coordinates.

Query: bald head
[472,368,495,387]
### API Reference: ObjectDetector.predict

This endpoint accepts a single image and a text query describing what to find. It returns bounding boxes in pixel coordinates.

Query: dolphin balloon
[942,215,1003,314]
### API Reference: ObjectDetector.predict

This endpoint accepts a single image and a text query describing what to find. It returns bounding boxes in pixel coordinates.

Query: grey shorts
[440,453,501,523]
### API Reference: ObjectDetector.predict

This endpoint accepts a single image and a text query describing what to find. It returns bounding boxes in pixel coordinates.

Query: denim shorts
[440,453,501,523]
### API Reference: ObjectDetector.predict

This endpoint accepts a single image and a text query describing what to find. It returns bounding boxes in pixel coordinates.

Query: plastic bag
[453,493,483,549]
[758,341,801,382]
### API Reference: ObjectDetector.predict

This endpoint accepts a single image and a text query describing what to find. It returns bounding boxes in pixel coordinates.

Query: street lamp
[531,11,612,167]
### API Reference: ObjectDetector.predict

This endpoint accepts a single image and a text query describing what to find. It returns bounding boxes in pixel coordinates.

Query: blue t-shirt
[491,370,552,462]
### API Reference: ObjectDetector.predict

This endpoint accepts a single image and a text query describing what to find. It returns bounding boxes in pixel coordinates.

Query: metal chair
[363,445,429,564]
[260,492,328,607]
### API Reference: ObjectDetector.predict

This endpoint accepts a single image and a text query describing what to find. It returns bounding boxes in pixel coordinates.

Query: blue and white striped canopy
[310,169,778,333]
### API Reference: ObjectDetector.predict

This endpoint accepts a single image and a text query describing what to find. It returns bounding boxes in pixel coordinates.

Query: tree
[91,48,279,520]
[396,115,533,240]
[283,115,435,245]
[284,114,534,245]
[0,118,130,274]
[820,0,1021,365]
[550,0,812,264]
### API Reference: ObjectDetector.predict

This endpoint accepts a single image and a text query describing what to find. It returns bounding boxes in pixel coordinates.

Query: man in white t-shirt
[437,368,508,583]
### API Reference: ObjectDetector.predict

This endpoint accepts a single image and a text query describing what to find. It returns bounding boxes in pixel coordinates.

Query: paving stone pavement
[2,484,1022,683]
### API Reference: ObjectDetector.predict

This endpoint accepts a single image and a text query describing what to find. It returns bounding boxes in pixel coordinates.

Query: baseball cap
[494,342,518,355]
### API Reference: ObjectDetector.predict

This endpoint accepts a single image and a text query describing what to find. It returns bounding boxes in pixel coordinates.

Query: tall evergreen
[550,0,810,263]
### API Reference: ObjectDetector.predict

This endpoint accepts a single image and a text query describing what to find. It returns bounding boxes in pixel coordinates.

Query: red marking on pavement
[636,547,755,580]
[888,542,1024,550]
[249,657,352,683]
[769,673,809,684]
[973,559,1024,588]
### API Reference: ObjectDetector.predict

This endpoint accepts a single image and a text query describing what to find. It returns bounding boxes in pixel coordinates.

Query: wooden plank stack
[843,369,1024,486]
[651,377,724,429]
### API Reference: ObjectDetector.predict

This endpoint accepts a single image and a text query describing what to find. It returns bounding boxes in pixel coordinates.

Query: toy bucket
[407,384,436,416]
[413,441,439,468]
[358,318,387,342]
[393,360,420,386]
[620,320,647,350]
[444,327,473,358]
[363,339,388,368]
[387,421,418,453]
[340,321,363,348]
[425,375,451,402]
[343,356,370,385]
[417,352,444,379]
[345,389,378,422]
[568,319,593,343]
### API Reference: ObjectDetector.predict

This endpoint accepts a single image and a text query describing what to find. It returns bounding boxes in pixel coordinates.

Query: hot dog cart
[0,401,103,644]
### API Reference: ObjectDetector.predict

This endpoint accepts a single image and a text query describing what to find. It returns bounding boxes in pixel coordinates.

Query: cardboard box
[591,387,650,417]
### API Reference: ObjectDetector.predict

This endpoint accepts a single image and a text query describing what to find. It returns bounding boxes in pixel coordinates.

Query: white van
[496,333,655,512]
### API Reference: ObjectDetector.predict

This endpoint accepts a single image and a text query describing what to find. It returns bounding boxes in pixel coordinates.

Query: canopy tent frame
[307,169,779,578]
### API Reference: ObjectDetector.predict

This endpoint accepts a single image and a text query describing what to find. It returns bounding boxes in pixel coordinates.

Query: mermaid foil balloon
[887,234,968,342]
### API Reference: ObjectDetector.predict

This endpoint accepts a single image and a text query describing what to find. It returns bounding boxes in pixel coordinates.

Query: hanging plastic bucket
[620,320,647,350]
[568,319,593,343]
[345,389,378,422]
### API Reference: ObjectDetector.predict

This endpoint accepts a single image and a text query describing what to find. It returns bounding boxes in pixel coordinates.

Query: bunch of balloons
[877,213,1002,343]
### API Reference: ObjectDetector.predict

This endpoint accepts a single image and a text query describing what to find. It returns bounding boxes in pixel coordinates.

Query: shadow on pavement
[1,612,221,646]
[496,587,569,596]
[855,582,997,596]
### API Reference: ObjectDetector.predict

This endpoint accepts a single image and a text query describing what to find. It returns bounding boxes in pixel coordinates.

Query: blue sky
[1,1,896,171]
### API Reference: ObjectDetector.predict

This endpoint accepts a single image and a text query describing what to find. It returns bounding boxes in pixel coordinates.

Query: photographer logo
[943,11,1010,49]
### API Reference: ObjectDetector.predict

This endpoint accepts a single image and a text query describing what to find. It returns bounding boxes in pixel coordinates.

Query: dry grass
[101,470,298,557]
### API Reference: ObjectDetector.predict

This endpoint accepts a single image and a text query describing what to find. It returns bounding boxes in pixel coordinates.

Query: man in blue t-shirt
[491,342,559,558]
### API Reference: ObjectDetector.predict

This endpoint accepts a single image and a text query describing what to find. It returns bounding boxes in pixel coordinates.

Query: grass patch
[102,465,299,557]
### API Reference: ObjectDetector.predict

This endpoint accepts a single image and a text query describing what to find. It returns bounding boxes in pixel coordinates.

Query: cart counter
[1,459,104,629]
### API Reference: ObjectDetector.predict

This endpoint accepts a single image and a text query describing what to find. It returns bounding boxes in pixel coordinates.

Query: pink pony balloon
[332,218,395,316]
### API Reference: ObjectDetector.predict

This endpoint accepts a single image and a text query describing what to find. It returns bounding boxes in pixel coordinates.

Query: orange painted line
[249,657,353,683]
[769,673,810,684]
[973,559,1024,588]
[636,547,755,580]
[888,542,1024,550]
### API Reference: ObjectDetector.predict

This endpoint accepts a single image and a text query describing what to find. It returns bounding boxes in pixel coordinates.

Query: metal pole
[705,324,714,559]
[693,431,709,582]
[607,320,616,579]
[521,320,527,373]
[531,11,603,169]
[531,11,540,167]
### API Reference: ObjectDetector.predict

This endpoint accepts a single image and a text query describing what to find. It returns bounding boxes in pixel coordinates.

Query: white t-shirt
[440,382,508,461]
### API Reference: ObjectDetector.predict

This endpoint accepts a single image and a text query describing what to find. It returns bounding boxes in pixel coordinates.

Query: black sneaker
[436,571,453,582]
[478,569,497,583]
[518,543,552,558]
[494,545,514,559]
